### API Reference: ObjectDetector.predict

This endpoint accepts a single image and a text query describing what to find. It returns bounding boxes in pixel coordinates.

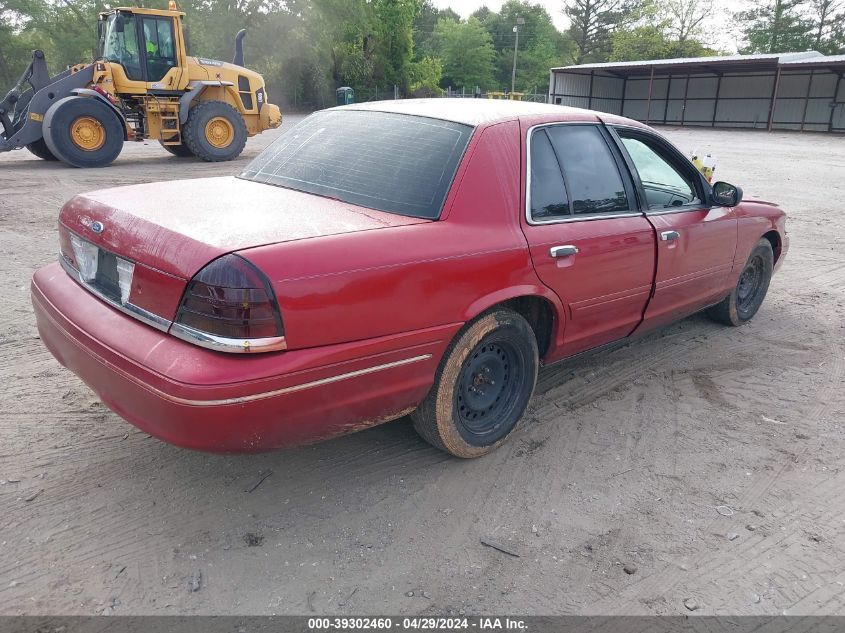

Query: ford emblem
[91,221,104,234]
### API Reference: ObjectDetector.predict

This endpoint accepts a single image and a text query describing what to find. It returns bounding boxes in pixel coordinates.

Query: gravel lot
[1,118,844,617]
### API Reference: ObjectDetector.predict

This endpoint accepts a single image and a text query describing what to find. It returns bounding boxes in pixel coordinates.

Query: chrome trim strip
[169,322,287,354]
[529,211,643,225]
[60,256,172,332]
[154,354,433,407]
[524,122,642,227]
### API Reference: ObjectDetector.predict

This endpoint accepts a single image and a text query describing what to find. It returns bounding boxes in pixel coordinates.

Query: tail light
[171,254,286,353]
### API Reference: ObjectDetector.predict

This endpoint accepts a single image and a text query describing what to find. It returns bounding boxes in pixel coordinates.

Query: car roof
[333,98,617,127]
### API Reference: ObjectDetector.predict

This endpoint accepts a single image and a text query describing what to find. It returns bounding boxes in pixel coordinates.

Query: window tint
[545,126,629,215]
[529,130,569,220]
[620,136,701,210]
[240,110,472,219]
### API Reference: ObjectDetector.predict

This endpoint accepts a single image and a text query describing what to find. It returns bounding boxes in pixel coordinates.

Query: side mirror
[115,14,125,33]
[712,181,742,207]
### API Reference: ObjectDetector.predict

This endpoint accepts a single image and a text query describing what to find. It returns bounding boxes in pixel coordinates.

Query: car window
[529,129,569,220]
[545,125,629,216]
[240,110,472,219]
[619,135,701,210]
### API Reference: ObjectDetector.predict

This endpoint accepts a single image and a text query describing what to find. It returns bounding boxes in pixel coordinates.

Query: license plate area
[95,249,121,301]
[68,233,135,306]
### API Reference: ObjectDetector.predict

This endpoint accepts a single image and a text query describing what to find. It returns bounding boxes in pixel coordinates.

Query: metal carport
[549,52,845,133]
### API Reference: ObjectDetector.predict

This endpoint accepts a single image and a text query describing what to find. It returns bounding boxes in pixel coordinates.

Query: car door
[611,127,738,332]
[521,122,657,359]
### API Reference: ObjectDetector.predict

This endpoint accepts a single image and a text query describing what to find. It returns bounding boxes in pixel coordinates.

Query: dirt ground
[1,119,844,617]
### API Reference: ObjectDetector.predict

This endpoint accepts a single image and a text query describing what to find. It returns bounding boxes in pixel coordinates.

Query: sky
[430,0,744,53]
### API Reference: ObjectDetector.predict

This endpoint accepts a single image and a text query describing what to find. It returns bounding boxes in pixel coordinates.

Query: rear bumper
[32,262,456,452]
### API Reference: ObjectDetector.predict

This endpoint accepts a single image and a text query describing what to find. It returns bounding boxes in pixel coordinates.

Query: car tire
[411,308,538,458]
[707,238,774,326]
[42,96,124,168]
[26,138,59,161]
[159,141,195,157]
[182,100,247,162]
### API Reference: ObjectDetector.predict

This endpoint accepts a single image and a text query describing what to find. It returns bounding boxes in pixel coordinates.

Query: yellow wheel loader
[0,3,282,167]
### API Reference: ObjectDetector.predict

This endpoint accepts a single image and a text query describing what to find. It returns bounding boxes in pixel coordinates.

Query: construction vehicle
[0,2,282,168]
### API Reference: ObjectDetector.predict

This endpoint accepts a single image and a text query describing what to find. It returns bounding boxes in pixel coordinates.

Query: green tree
[658,0,713,46]
[738,0,814,53]
[610,24,672,60]
[609,0,717,61]
[408,55,442,95]
[413,0,458,57]
[564,0,631,63]
[473,0,574,92]
[433,17,496,90]
[808,0,845,52]
[372,0,420,95]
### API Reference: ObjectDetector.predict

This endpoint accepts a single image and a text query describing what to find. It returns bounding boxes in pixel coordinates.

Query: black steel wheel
[455,340,524,443]
[411,308,538,458]
[707,238,774,326]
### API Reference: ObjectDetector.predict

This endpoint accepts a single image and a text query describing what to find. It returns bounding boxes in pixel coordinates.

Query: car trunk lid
[58,176,428,323]
[60,176,427,279]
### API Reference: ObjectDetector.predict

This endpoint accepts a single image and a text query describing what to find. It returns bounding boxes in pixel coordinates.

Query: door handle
[660,230,680,241]
[550,245,579,258]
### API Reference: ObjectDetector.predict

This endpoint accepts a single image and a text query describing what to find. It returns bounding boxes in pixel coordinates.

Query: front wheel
[411,308,538,458]
[42,96,124,168]
[707,238,774,326]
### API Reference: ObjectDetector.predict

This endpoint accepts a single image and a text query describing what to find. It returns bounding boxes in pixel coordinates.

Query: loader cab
[97,8,187,91]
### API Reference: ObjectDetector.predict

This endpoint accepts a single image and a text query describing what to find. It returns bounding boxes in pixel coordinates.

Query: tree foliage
[433,17,496,90]
[1,0,838,111]
[738,0,815,53]
[608,0,718,60]
[565,0,631,63]
[472,0,574,92]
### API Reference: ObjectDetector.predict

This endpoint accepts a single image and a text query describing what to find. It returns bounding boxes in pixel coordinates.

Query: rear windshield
[239,110,473,219]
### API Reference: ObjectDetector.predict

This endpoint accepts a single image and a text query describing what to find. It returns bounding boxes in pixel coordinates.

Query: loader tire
[159,141,195,157]
[182,100,247,162]
[43,96,123,168]
[26,138,59,161]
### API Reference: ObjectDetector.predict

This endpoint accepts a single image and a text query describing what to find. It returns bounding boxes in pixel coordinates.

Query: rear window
[239,110,473,219]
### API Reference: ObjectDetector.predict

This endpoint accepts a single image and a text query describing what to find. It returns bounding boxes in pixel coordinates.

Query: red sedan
[31,100,788,457]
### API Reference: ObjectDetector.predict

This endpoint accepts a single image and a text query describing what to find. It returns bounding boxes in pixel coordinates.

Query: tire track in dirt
[585,309,845,614]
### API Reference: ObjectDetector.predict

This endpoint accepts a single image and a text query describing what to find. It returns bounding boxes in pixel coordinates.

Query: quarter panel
[243,120,538,351]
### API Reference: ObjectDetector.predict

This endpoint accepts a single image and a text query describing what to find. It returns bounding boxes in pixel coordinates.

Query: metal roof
[779,54,845,69]
[551,51,837,76]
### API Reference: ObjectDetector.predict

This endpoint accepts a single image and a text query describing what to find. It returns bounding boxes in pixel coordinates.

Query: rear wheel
[43,96,123,168]
[182,100,247,162]
[159,141,195,157]
[707,238,774,326]
[411,308,538,458]
[26,138,58,161]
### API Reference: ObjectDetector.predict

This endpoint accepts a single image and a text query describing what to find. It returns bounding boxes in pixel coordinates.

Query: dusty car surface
[31,99,788,457]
